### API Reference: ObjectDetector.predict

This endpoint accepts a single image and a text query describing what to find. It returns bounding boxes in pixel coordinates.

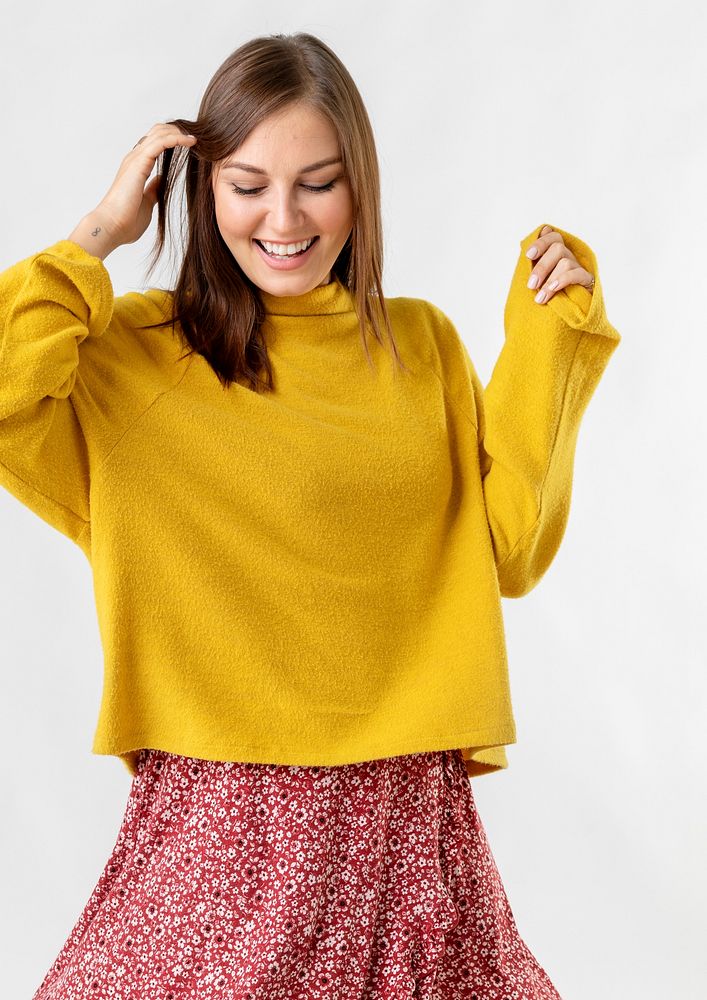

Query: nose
[267,186,307,238]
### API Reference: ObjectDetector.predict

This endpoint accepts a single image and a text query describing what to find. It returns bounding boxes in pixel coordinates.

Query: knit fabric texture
[0,223,621,778]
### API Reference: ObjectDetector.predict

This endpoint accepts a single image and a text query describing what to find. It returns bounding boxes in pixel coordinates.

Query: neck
[259,275,355,318]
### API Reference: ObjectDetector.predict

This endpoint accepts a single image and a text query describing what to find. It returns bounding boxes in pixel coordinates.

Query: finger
[526,242,572,290]
[128,131,196,161]
[144,173,162,206]
[133,123,172,147]
[526,225,564,260]
[533,263,594,304]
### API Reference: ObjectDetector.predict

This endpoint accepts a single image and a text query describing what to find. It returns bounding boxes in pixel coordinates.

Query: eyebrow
[221,156,343,175]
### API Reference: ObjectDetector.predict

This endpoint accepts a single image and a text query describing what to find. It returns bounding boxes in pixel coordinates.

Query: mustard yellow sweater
[0,223,620,778]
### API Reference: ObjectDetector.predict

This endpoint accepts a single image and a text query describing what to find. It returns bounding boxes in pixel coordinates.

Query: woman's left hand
[525,224,595,304]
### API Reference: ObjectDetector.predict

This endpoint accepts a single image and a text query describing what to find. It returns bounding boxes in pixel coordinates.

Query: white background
[1,2,705,998]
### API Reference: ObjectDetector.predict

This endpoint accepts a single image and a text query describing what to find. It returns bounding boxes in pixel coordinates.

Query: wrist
[67,213,121,261]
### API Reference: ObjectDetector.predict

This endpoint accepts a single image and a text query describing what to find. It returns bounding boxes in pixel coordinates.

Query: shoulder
[78,285,188,398]
[112,286,175,332]
[383,292,473,373]
[383,292,482,426]
[107,286,186,364]
[383,292,452,330]
[383,293,464,362]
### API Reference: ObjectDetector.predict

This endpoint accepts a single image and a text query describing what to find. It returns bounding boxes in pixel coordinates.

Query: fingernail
[527,274,539,289]
[526,246,538,259]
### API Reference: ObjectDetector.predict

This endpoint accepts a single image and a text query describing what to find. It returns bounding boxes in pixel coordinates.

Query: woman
[0,31,620,1000]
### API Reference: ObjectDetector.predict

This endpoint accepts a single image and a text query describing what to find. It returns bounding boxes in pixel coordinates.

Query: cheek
[317,191,354,235]
[215,190,259,240]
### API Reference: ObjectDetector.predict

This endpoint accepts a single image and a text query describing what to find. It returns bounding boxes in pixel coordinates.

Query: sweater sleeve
[0,239,115,548]
[463,222,622,598]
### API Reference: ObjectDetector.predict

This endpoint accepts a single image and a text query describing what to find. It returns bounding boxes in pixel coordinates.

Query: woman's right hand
[83,122,197,251]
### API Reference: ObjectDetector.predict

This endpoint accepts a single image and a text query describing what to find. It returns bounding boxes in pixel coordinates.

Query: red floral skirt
[32,747,562,999]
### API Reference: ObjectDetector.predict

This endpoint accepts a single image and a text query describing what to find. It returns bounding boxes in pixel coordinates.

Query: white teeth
[260,237,315,256]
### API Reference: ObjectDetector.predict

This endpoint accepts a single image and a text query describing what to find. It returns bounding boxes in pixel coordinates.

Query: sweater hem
[92,728,518,780]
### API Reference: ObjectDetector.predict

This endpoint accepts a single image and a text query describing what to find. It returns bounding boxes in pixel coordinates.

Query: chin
[261,275,327,295]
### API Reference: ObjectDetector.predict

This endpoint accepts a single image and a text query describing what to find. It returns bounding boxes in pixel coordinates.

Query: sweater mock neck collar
[258,276,355,317]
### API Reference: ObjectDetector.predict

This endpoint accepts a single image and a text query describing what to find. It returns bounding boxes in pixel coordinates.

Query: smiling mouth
[254,236,319,258]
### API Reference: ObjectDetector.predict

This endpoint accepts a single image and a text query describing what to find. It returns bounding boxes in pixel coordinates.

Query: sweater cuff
[519,223,621,343]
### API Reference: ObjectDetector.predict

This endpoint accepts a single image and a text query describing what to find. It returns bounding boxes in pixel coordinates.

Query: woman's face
[212,102,354,296]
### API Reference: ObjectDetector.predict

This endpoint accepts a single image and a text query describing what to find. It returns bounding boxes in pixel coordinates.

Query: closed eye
[230,181,337,196]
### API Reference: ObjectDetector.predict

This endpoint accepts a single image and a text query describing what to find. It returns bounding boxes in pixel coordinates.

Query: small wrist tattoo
[91,226,102,237]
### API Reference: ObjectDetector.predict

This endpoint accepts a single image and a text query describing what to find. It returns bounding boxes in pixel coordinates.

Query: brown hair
[138,32,408,392]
